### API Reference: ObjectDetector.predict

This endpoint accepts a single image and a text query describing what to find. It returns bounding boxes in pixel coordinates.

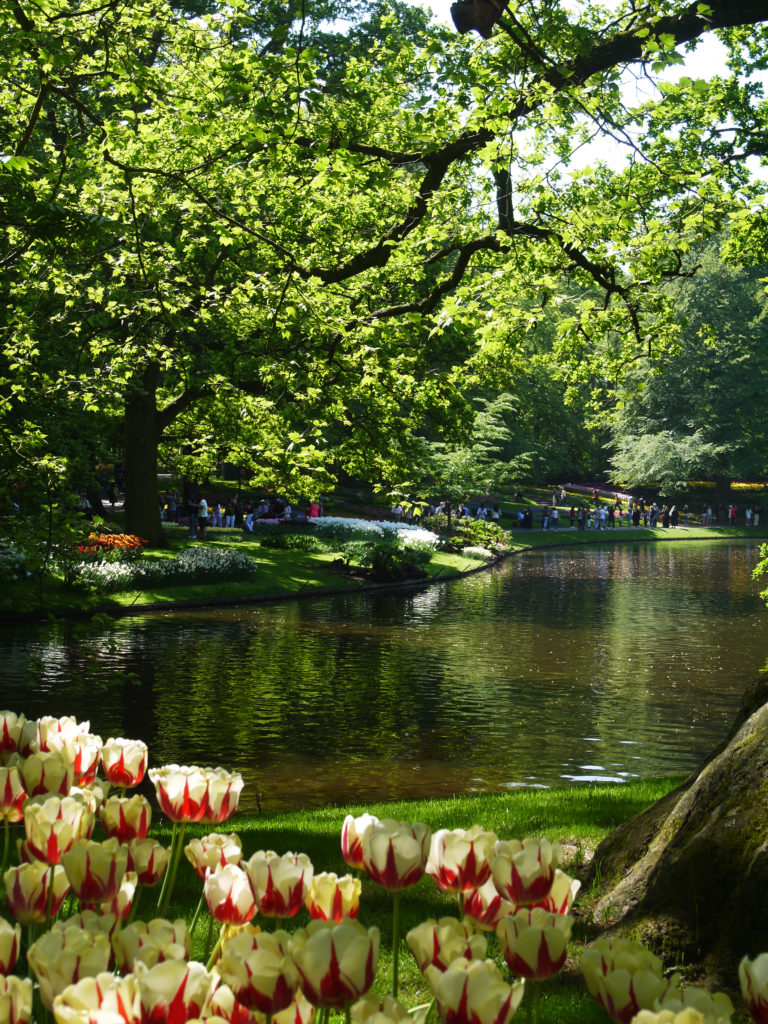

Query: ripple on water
[0,540,765,811]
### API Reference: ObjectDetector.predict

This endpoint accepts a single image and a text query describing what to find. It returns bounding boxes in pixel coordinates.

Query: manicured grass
[505,524,768,552]
[146,779,682,1018]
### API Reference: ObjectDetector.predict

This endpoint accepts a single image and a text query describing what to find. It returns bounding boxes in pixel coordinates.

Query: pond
[2,540,766,813]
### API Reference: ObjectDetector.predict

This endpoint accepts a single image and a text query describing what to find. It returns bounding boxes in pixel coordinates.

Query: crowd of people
[524,492,764,531]
[159,490,323,540]
[390,500,502,523]
[149,484,765,540]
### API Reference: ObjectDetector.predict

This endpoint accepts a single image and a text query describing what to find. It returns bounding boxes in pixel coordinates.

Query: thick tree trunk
[124,365,165,546]
[586,678,768,982]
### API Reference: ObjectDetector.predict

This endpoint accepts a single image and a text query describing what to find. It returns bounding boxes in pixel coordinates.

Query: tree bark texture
[586,678,768,981]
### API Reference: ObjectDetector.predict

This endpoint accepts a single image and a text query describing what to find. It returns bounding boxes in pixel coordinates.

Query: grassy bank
[154,779,683,1021]
[1,535,480,618]
[5,516,767,619]
[505,523,768,552]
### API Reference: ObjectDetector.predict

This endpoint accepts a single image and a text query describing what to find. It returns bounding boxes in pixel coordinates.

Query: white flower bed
[77,547,257,592]
[462,545,494,560]
[310,517,438,547]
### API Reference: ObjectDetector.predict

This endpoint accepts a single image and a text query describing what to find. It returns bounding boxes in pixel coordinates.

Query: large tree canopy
[2,0,768,540]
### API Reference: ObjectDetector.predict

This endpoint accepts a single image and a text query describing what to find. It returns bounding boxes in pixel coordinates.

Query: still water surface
[2,540,766,812]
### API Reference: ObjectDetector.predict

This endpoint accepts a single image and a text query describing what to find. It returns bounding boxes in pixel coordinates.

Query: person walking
[197,496,209,539]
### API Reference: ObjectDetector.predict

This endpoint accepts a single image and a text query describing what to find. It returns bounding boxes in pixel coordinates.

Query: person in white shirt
[197,497,209,539]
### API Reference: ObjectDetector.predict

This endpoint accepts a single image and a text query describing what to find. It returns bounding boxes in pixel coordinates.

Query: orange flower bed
[87,533,148,553]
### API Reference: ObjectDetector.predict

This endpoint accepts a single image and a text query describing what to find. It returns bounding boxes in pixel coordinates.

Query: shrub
[260,533,330,553]
[0,541,28,583]
[453,519,508,549]
[422,512,451,535]
[341,536,433,578]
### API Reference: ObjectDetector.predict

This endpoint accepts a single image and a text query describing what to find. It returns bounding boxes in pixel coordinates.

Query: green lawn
[151,779,684,1021]
[504,523,768,551]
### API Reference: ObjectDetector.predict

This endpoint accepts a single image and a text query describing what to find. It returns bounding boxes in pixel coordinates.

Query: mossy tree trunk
[586,679,768,981]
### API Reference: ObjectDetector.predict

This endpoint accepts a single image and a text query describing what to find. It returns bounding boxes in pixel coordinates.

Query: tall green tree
[3,0,768,544]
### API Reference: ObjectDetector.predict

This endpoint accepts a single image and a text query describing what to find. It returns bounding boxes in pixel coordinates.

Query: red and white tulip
[3,860,70,924]
[496,909,572,980]
[112,918,190,973]
[205,863,257,925]
[360,818,431,891]
[424,957,525,1024]
[217,929,298,1015]
[427,826,497,893]
[292,920,380,1009]
[101,737,148,788]
[184,832,242,881]
[61,837,128,905]
[492,838,562,907]
[406,917,487,973]
[304,872,361,922]
[99,794,152,842]
[246,850,313,919]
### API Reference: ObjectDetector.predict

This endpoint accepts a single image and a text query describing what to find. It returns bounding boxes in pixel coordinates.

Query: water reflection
[1,541,766,811]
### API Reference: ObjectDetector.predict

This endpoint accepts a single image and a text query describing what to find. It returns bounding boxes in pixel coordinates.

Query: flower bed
[309,517,439,547]
[0,710,761,1024]
[74,547,257,593]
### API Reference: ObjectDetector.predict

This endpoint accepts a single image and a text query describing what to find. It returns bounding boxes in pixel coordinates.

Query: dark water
[2,541,766,812]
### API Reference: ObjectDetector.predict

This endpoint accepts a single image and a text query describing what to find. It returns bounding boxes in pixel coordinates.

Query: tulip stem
[159,821,186,916]
[205,923,226,970]
[189,889,206,937]
[345,1008,351,1024]
[204,911,215,960]
[457,892,465,918]
[45,865,55,925]
[391,889,401,998]
[1,817,10,878]
[127,884,143,926]
[156,822,178,913]
[533,980,541,1024]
